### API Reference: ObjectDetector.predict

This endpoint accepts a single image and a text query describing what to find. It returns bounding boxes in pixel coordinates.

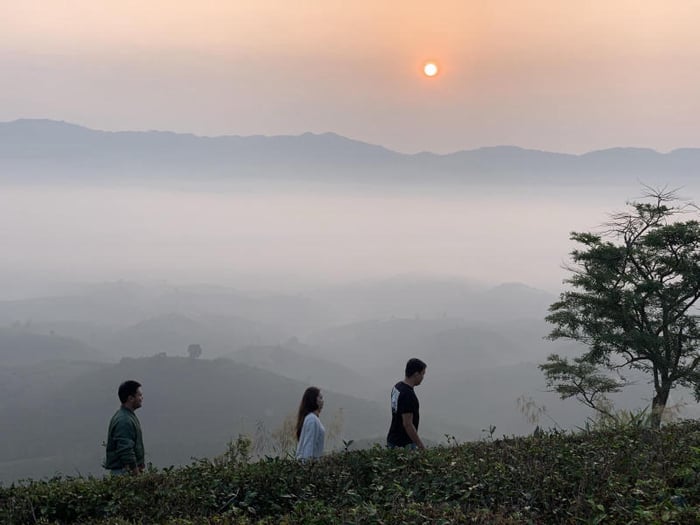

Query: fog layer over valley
[2,184,619,296]
[3,121,700,483]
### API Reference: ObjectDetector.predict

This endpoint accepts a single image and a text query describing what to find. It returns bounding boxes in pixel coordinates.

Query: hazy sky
[3,1,700,153]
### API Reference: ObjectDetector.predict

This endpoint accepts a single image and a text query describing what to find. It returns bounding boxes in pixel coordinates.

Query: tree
[187,344,203,359]
[539,354,627,423]
[542,188,700,428]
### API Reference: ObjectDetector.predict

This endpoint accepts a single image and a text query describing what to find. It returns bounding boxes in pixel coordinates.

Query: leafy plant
[4,421,700,524]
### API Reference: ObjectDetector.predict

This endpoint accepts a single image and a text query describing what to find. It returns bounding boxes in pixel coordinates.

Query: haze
[3,1,700,153]
[3,2,700,484]
[0,184,620,299]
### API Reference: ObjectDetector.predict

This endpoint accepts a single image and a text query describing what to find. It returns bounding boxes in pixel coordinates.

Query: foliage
[249,414,297,458]
[544,188,700,428]
[516,394,563,431]
[539,354,626,421]
[3,421,700,524]
[187,344,203,359]
[574,407,650,434]
[212,435,252,467]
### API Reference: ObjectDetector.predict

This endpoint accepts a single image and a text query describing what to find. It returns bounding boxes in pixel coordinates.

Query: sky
[3,1,700,154]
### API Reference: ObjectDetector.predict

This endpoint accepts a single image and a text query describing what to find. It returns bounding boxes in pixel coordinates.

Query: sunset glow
[3,1,700,153]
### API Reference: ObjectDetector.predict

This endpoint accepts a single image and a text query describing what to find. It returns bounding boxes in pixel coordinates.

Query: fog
[1,183,628,299]
[4,0,700,495]
[2,175,700,483]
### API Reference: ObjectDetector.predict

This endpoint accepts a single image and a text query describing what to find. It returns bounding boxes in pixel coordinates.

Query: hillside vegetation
[2,421,700,524]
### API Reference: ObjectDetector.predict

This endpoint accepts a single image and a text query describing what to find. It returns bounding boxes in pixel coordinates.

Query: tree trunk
[650,387,671,429]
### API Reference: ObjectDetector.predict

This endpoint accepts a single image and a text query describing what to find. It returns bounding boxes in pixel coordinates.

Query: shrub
[3,421,700,524]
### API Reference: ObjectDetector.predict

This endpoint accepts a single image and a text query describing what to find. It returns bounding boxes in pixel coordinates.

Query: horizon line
[2,117,694,158]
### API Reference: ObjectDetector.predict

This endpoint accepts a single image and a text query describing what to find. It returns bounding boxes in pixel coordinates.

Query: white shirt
[295,412,325,460]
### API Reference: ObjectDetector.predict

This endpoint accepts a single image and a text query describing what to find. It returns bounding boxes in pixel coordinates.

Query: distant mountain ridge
[2,119,699,186]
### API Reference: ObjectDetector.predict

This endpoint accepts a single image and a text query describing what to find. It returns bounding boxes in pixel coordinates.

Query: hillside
[2,421,699,524]
[101,313,285,358]
[0,328,103,365]
[2,119,700,187]
[0,355,476,484]
[0,281,332,339]
[306,278,554,324]
[225,342,384,400]
[306,316,552,382]
[0,356,386,483]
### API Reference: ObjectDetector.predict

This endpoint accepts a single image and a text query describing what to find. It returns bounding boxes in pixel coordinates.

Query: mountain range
[2,119,699,186]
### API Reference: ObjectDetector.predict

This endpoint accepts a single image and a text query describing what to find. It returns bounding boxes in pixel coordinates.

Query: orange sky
[3,1,700,153]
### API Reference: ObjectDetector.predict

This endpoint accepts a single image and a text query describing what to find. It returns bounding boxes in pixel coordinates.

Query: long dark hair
[295,386,321,440]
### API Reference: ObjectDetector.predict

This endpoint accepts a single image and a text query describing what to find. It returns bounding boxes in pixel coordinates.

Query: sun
[423,62,439,77]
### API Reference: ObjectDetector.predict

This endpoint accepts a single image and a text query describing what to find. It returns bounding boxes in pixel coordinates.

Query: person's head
[404,358,427,387]
[118,380,143,411]
[295,386,324,440]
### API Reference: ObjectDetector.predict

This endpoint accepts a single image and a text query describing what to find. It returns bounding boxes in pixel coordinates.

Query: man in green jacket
[103,380,145,476]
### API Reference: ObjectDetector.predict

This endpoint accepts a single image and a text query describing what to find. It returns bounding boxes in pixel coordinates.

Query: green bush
[2,421,700,524]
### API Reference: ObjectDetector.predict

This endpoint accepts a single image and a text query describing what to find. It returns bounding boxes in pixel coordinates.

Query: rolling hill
[0,355,477,483]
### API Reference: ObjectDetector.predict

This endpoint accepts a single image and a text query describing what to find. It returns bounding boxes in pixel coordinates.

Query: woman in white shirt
[295,386,325,460]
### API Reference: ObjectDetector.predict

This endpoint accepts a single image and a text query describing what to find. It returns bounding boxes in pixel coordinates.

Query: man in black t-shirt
[387,358,427,450]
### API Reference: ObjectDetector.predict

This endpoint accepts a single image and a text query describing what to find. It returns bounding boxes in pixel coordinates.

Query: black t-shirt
[386,381,419,447]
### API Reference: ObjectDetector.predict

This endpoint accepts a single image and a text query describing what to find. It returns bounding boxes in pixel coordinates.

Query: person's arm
[313,418,325,458]
[401,412,425,449]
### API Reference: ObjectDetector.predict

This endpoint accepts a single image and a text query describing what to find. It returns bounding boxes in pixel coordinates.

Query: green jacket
[103,406,145,470]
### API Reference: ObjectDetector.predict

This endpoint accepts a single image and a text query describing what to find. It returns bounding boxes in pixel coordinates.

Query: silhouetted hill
[0,360,107,411]
[101,312,283,358]
[2,119,699,186]
[0,355,477,483]
[0,286,152,326]
[0,282,335,359]
[225,342,384,400]
[307,277,554,323]
[0,328,103,365]
[304,279,556,381]
[308,316,548,384]
[0,356,388,482]
[481,282,553,319]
